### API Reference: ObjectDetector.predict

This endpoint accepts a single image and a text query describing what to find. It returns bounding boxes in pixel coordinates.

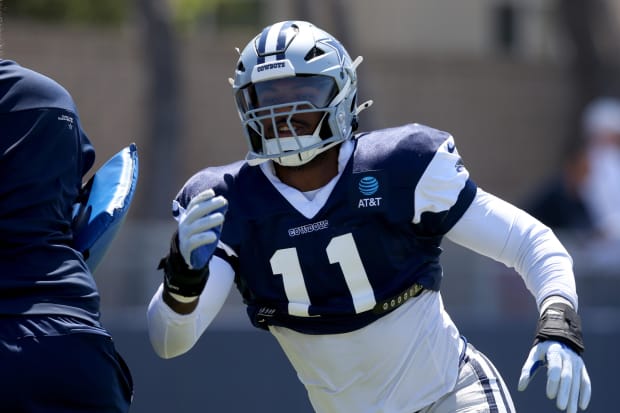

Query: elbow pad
[533,302,585,355]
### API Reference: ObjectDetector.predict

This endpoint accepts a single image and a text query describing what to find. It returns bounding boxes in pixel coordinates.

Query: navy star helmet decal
[318,37,347,67]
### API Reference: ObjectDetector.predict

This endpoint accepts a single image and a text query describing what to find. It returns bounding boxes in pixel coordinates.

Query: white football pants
[418,341,516,413]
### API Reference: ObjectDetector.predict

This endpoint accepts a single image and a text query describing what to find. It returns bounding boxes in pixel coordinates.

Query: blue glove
[518,340,591,413]
[177,189,228,269]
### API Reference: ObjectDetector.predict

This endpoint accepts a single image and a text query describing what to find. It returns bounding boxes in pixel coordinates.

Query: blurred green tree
[169,0,218,30]
[2,0,128,25]
[169,0,260,31]
[2,0,260,30]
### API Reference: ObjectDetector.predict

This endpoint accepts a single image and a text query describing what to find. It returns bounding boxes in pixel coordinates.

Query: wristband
[158,231,209,298]
[533,302,585,355]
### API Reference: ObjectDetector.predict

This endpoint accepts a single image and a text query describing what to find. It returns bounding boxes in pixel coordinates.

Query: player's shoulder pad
[72,143,139,273]
[175,160,247,209]
[353,123,454,172]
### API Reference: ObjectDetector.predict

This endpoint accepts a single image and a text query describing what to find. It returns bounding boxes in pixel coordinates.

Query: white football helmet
[232,20,370,167]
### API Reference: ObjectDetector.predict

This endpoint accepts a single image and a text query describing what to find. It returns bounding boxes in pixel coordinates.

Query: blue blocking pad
[72,143,139,273]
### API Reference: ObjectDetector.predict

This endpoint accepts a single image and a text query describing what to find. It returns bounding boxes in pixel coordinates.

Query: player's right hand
[518,340,591,413]
[178,189,228,269]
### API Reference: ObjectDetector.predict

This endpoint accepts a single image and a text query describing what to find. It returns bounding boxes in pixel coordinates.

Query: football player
[148,20,590,413]
[0,4,133,410]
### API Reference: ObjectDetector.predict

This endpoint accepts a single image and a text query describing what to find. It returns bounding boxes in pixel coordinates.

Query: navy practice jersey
[174,124,477,334]
[0,60,101,324]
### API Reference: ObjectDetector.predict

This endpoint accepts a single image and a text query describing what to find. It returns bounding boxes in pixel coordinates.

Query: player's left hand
[518,340,591,413]
[177,189,227,270]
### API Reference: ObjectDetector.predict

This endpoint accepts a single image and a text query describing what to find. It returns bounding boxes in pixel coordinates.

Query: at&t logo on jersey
[359,176,378,195]
[357,175,383,208]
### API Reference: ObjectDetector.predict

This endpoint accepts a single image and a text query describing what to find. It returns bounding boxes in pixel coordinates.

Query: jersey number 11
[270,233,377,317]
